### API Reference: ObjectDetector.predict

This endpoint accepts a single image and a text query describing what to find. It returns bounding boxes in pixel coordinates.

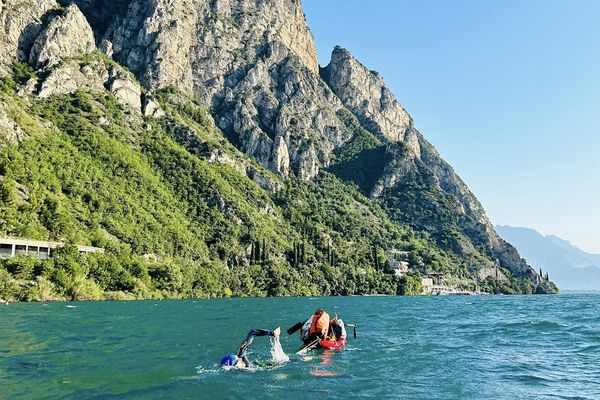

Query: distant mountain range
[496,226,600,290]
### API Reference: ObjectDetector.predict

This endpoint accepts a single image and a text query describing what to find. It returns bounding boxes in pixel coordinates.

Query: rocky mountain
[497,226,600,290]
[320,46,535,281]
[0,0,557,299]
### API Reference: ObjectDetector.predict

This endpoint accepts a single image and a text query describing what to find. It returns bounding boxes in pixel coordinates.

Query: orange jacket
[309,311,330,337]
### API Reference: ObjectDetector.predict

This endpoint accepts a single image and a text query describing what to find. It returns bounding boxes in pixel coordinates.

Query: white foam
[274,373,287,380]
[270,337,289,364]
[195,366,220,374]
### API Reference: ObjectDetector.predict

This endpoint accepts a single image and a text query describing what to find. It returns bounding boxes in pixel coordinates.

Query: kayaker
[302,308,330,344]
[220,327,281,368]
[330,315,347,340]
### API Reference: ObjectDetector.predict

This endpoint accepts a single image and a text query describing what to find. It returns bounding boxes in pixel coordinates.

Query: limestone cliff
[0,0,556,292]
[29,4,95,68]
[321,46,539,281]
[0,0,59,75]
[83,0,340,179]
[321,46,417,151]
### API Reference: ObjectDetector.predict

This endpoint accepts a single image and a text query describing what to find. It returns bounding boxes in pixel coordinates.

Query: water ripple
[1,294,599,399]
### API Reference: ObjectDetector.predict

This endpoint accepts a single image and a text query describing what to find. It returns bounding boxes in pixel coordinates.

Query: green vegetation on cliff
[0,70,435,301]
[0,63,555,301]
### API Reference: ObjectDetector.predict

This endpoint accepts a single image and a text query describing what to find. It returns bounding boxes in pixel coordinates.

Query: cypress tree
[255,241,260,264]
[373,245,380,270]
[301,242,306,264]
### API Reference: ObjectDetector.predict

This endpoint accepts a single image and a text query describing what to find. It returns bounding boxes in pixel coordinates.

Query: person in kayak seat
[220,327,281,368]
[301,308,330,344]
[329,315,347,340]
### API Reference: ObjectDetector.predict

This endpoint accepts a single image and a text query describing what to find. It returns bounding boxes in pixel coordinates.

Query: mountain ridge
[496,225,600,290]
[0,0,557,300]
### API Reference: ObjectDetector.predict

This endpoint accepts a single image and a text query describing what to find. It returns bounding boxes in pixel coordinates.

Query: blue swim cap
[220,354,238,366]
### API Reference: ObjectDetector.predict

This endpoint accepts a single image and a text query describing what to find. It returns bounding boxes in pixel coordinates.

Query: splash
[270,337,289,364]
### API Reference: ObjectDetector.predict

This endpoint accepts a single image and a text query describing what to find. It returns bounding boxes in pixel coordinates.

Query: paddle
[296,338,320,355]
[346,323,357,339]
[287,321,303,336]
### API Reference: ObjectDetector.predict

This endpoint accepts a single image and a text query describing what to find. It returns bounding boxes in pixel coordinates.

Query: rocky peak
[319,47,487,226]
[29,4,96,69]
[322,46,416,151]
[96,0,331,180]
[0,0,58,75]
[1,1,147,116]
[319,46,536,282]
[103,0,319,96]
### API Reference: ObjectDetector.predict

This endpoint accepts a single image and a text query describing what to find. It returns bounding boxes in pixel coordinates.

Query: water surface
[1,294,599,399]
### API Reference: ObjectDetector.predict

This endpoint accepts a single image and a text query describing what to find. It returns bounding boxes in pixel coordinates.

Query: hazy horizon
[304,0,600,253]
[496,224,600,256]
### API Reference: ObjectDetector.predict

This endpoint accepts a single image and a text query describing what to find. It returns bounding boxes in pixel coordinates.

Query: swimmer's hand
[273,327,281,338]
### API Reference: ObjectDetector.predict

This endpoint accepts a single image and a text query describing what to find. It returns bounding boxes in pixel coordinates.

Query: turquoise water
[1,294,599,399]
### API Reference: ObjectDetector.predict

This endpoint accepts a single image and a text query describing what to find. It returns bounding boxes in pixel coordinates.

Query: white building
[387,249,410,276]
[0,237,104,260]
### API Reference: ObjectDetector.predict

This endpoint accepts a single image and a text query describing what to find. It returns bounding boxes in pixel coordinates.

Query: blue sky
[303,0,600,254]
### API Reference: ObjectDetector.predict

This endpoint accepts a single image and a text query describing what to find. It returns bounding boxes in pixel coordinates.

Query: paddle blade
[346,323,357,339]
[287,321,303,335]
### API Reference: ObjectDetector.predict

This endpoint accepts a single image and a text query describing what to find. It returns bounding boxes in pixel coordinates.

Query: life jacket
[309,311,330,337]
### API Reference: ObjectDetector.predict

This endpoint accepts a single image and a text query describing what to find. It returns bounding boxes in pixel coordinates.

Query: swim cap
[220,354,238,367]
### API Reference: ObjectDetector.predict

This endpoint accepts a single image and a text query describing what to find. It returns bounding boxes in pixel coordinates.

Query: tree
[521,278,534,295]
[0,179,18,234]
[398,272,422,295]
[39,195,71,238]
[261,238,267,262]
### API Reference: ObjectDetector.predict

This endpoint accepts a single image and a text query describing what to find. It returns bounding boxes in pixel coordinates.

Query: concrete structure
[422,273,446,295]
[387,250,410,276]
[420,272,484,295]
[0,237,104,260]
[392,261,409,277]
[421,277,434,293]
[424,273,445,286]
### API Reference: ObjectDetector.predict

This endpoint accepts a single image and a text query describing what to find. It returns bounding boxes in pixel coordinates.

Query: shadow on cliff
[58,0,132,40]
[327,146,389,195]
[17,9,63,64]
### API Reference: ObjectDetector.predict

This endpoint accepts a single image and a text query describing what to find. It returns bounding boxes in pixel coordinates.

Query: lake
[1,294,599,399]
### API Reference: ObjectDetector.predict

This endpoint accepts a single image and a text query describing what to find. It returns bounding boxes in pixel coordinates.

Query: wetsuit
[235,329,275,367]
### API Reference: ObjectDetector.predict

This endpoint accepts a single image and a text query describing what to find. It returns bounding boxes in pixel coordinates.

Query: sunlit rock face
[29,4,96,68]
[0,0,58,76]
[92,0,345,179]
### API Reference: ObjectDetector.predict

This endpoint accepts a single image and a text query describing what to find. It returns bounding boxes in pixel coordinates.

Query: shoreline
[2,291,568,305]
